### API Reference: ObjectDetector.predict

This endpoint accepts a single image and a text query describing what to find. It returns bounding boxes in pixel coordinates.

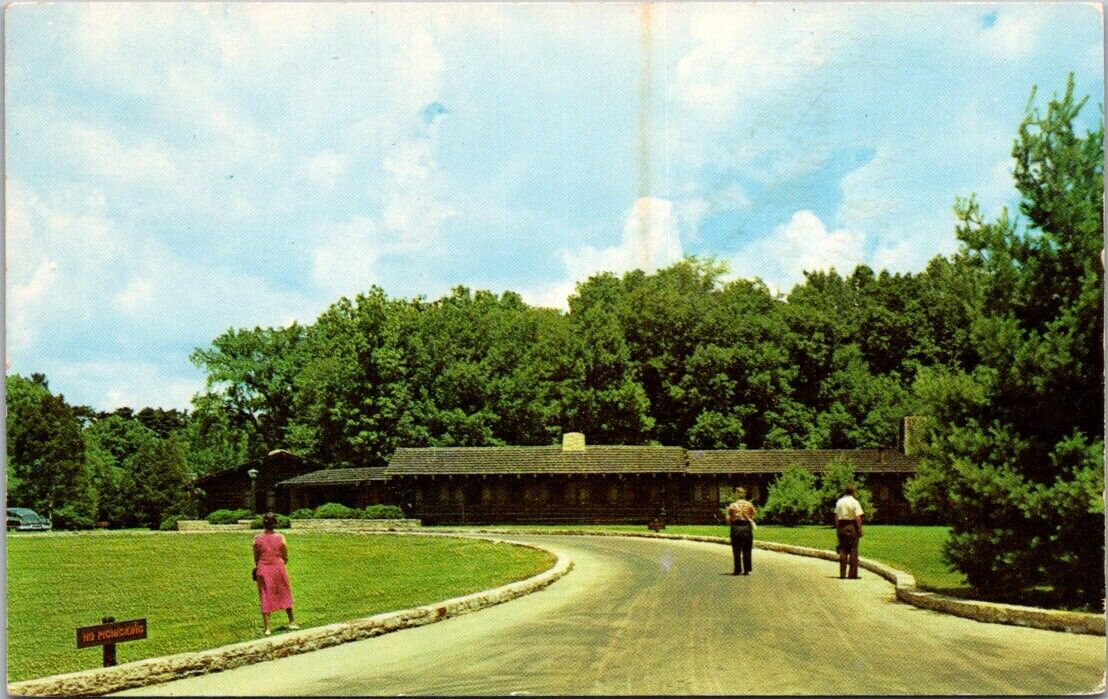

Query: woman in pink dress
[253,513,297,636]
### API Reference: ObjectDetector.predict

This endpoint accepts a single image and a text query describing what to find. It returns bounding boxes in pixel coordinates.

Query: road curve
[118,534,1105,695]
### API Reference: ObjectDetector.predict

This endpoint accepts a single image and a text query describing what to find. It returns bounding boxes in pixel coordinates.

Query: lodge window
[607,484,619,504]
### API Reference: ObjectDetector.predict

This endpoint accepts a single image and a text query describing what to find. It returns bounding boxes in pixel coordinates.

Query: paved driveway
[118,534,1105,695]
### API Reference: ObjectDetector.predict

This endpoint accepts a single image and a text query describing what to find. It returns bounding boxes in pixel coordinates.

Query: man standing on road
[726,487,757,575]
[834,485,864,579]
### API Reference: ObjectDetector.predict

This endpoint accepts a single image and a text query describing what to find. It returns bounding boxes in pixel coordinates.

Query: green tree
[135,407,190,438]
[761,466,821,525]
[119,438,195,528]
[907,75,1104,608]
[175,395,252,478]
[6,374,95,524]
[290,289,427,467]
[190,323,307,454]
[818,459,876,523]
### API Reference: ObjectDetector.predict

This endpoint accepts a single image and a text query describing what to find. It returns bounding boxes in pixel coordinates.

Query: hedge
[206,508,251,525]
[249,514,291,529]
[363,504,405,519]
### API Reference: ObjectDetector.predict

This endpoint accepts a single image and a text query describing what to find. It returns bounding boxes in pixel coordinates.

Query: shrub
[206,508,251,524]
[249,514,291,529]
[49,504,96,530]
[313,502,356,519]
[288,508,314,519]
[363,504,404,520]
[761,466,820,525]
[159,514,187,531]
[818,459,877,522]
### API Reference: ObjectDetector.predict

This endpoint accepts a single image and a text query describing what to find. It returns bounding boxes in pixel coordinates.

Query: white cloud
[372,27,457,248]
[837,146,902,234]
[392,25,445,113]
[306,150,350,189]
[382,194,456,248]
[523,197,683,309]
[382,140,434,186]
[522,279,580,311]
[674,4,847,118]
[980,8,1047,60]
[13,258,59,306]
[49,360,203,411]
[6,179,322,390]
[677,184,752,243]
[162,66,276,165]
[6,181,124,340]
[310,217,382,297]
[729,211,864,292]
[9,258,58,354]
[64,123,178,184]
[115,277,156,313]
[113,241,322,332]
[568,197,682,280]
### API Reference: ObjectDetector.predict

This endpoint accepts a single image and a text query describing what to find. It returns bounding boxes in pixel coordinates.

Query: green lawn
[440,523,967,593]
[6,532,554,682]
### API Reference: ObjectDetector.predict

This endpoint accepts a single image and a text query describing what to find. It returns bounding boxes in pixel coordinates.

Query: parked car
[7,508,51,531]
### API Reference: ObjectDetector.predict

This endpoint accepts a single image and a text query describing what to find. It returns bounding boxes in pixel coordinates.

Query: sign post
[76,617,147,667]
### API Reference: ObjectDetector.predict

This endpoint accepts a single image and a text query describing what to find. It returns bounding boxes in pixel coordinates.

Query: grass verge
[7,532,553,682]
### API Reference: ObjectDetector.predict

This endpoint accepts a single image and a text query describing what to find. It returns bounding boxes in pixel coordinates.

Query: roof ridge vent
[562,432,586,452]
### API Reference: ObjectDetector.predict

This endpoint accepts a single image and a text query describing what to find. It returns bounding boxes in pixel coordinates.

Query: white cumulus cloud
[524,197,683,309]
[306,150,350,189]
[311,217,383,297]
[729,210,864,293]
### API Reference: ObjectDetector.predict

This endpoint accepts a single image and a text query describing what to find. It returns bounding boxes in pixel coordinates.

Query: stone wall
[175,520,250,531]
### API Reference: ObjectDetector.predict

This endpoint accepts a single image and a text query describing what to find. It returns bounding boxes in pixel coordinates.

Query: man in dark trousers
[726,487,757,575]
[834,484,864,579]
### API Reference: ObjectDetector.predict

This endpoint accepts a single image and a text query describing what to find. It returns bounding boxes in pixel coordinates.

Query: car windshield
[8,509,40,519]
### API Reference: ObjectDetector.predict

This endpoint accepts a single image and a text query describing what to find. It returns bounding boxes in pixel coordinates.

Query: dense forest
[7,77,1103,606]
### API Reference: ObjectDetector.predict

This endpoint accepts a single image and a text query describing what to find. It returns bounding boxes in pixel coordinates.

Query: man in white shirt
[833,485,864,579]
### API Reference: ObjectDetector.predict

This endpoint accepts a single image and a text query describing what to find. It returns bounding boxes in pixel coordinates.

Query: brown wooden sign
[76,618,147,649]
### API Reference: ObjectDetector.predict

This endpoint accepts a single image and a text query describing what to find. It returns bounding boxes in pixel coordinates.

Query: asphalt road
[118,534,1105,695]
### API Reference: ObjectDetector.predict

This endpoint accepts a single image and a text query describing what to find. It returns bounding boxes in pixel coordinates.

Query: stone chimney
[562,432,586,452]
[901,416,930,456]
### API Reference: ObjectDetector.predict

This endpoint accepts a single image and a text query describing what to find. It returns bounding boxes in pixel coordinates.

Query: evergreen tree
[907,75,1104,608]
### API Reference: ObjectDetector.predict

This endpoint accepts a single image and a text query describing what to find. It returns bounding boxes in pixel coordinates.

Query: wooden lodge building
[375,433,919,524]
[196,449,317,515]
[193,427,923,524]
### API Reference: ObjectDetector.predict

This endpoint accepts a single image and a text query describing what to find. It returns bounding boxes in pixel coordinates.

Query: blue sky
[6,2,1103,411]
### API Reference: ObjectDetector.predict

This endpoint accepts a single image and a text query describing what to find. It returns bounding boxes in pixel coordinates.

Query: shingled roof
[385,446,686,476]
[277,467,389,487]
[685,449,918,474]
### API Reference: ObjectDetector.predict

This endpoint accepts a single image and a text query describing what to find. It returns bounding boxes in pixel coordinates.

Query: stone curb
[438,528,1105,637]
[6,534,572,697]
